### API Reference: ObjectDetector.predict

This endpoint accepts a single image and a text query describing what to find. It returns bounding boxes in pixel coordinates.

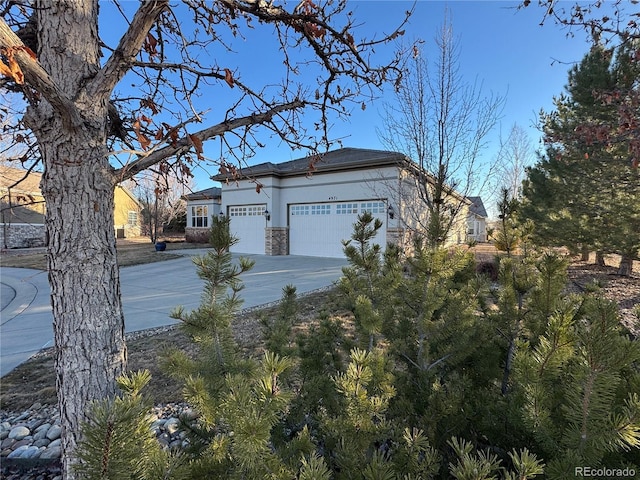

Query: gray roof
[184,186,221,201]
[211,147,407,180]
[467,196,488,218]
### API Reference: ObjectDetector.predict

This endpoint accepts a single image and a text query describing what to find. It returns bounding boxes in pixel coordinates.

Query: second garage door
[289,200,387,257]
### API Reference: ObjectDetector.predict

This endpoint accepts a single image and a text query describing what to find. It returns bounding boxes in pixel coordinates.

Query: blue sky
[102,1,596,205]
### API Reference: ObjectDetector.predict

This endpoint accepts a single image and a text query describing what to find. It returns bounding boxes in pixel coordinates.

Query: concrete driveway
[0,250,348,376]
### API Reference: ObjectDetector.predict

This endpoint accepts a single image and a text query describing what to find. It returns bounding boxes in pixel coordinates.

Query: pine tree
[164,215,255,392]
[522,44,640,275]
[261,284,299,357]
[339,211,402,351]
[513,292,640,478]
[75,370,189,480]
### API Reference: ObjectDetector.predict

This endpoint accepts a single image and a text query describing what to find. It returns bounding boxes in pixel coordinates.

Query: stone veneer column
[386,227,405,252]
[265,227,289,255]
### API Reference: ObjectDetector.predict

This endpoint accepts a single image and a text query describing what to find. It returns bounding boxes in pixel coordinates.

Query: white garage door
[228,204,266,254]
[289,201,387,258]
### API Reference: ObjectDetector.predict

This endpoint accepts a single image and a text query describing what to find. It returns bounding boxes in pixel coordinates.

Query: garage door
[228,204,266,254]
[289,201,387,258]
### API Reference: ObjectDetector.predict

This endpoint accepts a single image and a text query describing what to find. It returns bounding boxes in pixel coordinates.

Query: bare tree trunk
[580,246,589,261]
[24,4,127,477]
[617,255,634,276]
[38,123,126,479]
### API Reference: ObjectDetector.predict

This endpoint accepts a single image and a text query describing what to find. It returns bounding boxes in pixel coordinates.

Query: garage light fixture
[387,205,395,220]
[264,209,271,221]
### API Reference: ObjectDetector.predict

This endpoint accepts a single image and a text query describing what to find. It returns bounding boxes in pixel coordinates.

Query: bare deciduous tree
[132,168,193,243]
[378,14,504,248]
[495,123,535,200]
[0,1,410,477]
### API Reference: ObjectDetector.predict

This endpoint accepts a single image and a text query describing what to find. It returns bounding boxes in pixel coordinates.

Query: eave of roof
[211,147,407,181]
[184,186,222,201]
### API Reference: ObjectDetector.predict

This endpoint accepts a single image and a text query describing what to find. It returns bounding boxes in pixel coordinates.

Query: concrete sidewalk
[0,251,348,376]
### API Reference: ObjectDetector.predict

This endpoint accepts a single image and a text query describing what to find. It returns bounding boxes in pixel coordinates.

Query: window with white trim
[311,204,331,215]
[291,205,310,216]
[360,201,385,214]
[127,211,138,226]
[336,203,358,214]
[191,205,208,227]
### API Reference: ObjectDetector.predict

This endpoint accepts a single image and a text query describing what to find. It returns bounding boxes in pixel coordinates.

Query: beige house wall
[113,186,142,238]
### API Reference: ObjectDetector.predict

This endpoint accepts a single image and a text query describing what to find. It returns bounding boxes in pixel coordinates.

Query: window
[311,204,331,215]
[467,219,475,235]
[336,203,358,214]
[229,206,245,217]
[127,211,138,227]
[229,205,265,217]
[191,205,208,227]
[247,206,265,216]
[291,205,310,216]
[360,201,385,214]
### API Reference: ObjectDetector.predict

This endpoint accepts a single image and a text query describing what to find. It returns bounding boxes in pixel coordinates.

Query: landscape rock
[8,426,30,440]
[33,424,51,440]
[7,445,29,458]
[45,425,61,441]
[39,445,62,460]
[19,445,42,459]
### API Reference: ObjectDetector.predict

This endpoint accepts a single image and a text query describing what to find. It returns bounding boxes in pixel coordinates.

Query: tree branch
[115,100,304,181]
[87,0,169,100]
[0,18,82,129]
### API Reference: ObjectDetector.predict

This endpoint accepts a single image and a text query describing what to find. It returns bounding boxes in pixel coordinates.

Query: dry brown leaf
[189,134,204,159]
[224,68,235,88]
[0,48,24,84]
[133,119,151,151]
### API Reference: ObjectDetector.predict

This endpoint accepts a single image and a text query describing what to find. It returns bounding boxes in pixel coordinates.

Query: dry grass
[0,237,205,270]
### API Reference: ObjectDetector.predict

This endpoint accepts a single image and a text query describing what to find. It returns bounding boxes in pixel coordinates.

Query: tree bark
[617,254,634,276]
[19,2,130,478]
[580,246,590,261]
[40,128,126,478]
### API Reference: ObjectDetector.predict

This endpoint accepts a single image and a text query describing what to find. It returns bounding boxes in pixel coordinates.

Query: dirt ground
[1,245,637,412]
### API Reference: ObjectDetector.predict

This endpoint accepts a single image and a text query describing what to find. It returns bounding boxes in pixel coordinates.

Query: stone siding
[265,227,288,255]
[0,223,46,249]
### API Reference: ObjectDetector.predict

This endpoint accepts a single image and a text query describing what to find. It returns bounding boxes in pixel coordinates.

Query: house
[207,147,472,257]
[0,166,46,249]
[0,165,142,248]
[113,185,143,239]
[466,196,488,243]
[183,186,222,243]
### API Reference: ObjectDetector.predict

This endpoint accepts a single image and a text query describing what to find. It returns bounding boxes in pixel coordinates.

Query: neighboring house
[0,165,142,248]
[183,187,222,243]
[467,196,488,243]
[113,185,143,239]
[0,166,46,249]
[211,147,471,258]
